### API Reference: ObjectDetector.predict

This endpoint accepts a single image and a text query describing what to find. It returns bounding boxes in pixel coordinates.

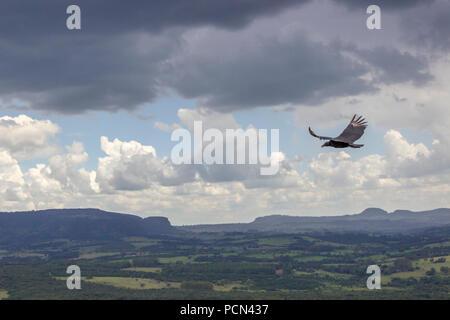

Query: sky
[0,0,449,225]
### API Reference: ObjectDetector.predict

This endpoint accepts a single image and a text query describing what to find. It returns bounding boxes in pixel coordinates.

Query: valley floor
[0,228,449,299]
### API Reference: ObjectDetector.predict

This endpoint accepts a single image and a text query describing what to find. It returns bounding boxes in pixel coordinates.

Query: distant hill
[1,208,449,246]
[0,208,175,244]
[179,208,450,234]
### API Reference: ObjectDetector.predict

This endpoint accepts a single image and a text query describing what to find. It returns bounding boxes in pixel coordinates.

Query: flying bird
[308,115,367,148]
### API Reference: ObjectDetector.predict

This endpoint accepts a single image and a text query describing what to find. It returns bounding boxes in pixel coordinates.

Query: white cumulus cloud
[0,114,60,160]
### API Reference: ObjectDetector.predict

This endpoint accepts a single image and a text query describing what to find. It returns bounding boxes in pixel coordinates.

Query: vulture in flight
[309,115,367,148]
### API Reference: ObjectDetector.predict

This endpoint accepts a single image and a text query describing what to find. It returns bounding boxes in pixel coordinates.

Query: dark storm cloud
[0,0,439,114]
[334,0,450,51]
[355,47,433,86]
[0,0,307,38]
[399,0,450,50]
[0,31,180,113]
[163,35,433,112]
[0,0,306,113]
[332,0,435,10]
[163,36,376,111]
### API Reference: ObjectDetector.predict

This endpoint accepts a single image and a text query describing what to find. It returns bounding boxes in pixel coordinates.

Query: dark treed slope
[0,208,175,244]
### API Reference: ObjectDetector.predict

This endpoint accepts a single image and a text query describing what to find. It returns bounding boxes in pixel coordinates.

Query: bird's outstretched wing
[308,127,332,140]
[334,114,367,143]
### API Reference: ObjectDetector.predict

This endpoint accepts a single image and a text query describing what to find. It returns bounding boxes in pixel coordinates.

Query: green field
[122,267,162,273]
[258,237,295,246]
[77,252,120,260]
[0,229,449,299]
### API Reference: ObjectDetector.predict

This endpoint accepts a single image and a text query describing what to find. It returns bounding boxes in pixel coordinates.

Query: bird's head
[321,141,331,148]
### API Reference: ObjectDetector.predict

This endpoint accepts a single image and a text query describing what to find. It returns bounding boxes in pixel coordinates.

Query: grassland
[85,277,180,290]
[382,255,450,284]
[0,290,8,300]
[1,228,449,299]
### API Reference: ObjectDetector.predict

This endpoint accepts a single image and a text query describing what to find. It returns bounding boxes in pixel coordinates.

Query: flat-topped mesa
[0,209,176,244]
[143,216,172,231]
[252,214,292,224]
[391,208,450,215]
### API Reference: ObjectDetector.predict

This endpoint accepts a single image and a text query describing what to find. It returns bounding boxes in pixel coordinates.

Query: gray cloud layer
[0,0,305,37]
[333,0,435,10]
[0,0,445,114]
